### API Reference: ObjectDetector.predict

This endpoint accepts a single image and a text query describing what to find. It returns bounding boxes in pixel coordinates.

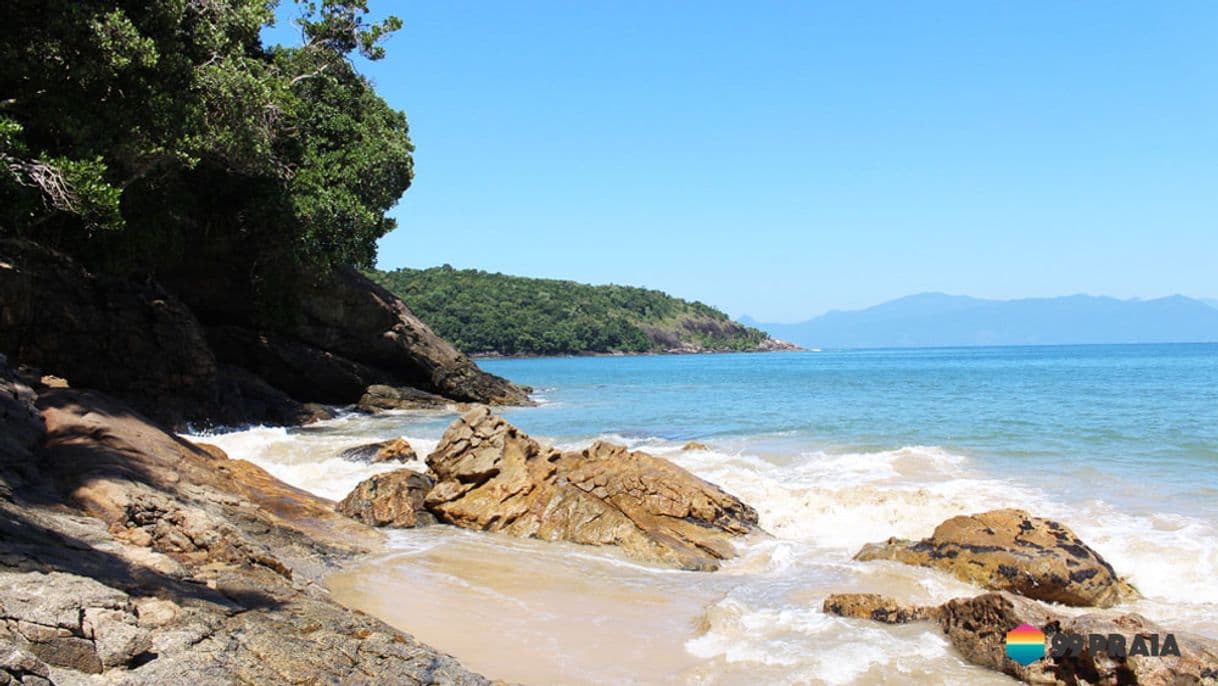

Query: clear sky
[266,2,1217,322]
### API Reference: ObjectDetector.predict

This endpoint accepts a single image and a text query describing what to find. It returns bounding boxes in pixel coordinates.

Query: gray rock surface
[1,239,530,429]
[0,361,489,685]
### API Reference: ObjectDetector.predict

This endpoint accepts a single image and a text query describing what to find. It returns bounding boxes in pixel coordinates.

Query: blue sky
[266,2,1217,322]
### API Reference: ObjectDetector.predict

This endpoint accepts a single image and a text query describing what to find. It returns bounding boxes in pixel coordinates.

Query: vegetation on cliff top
[370,266,772,356]
[0,0,410,296]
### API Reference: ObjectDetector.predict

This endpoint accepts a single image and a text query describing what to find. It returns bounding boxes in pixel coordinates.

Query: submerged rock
[826,590,1218,685]
[821,593,939,624]
[681,441,709,451]
[854,509,1138,607]
[340,437,419,463]
[422,407,759,571]
[337,470,437,528]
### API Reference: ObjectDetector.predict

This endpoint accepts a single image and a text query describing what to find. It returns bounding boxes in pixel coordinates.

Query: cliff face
[0,239,529,428]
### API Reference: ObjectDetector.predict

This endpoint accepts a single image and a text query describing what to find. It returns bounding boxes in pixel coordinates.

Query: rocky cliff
[0,239,529,428]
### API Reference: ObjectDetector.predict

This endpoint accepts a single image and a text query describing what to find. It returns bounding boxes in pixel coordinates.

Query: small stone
[134,597,181,628]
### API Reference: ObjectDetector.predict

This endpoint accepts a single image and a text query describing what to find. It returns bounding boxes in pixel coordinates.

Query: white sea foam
[189,421,436,501]
[192,415,1218,684]
[685,594,977,685]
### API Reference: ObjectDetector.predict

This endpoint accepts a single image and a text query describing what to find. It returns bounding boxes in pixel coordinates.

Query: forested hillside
[371,266,779,356]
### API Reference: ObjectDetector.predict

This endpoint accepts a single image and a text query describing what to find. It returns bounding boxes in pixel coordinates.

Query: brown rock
[340,437,419,463]
[854,509,1138,607]
[424,407,759,571]
[357,384,451,412]
[682,441,709,451]
[822,593,939,624]
[337,470,437,528]
[827,589,1218,685]
[937,592,1218,685]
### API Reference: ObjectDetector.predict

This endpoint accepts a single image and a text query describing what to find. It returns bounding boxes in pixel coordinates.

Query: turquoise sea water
[481,344,1218,519]
[202,343,1218,684]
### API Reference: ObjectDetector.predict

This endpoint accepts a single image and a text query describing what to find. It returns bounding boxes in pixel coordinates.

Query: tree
[0,0,412,285]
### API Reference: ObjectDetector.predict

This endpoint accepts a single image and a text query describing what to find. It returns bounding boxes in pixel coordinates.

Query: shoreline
[232,400,1218,685]
[0,363,493,684]
[470,344,806,361]
[6,348,1217,684]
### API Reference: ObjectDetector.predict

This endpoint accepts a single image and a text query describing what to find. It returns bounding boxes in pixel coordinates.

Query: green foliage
[370,266,771,356]
[0,0,411,286]
[294,0,403,60]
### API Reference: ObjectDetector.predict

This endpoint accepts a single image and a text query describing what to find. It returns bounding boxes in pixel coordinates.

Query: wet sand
[326,527,1013,685]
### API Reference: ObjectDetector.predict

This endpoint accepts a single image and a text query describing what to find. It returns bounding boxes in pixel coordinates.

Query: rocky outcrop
[0,239,222,427]
[0,361,489,684]
[0,239,530,428]
[292,266,529,405]
[419,407,758,571]
[854,509,1138,607]
[826,591,1218,686]
[358,384,451,413]
[337,470,437,528]
[194,267,531,408]
[755,338,803,352]
[340,437,419,464]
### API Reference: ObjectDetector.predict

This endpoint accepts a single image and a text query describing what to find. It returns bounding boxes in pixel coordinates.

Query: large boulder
[825,591,1218,685]
[421,407,759,571]
[854,509,1138,607]
[337,470,436,528]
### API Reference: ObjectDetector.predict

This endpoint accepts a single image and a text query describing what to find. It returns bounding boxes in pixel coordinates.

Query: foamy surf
[191,406,1218,684]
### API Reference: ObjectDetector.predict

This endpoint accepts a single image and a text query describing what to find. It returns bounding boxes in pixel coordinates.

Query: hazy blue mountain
[1203,298,1218,310]
[742,293,1218,349]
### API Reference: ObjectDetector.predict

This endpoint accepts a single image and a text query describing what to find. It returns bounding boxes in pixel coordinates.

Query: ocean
[195,344,1218,684]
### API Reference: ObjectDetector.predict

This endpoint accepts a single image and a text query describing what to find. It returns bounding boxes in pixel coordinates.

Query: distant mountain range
[741,293,1218,349]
